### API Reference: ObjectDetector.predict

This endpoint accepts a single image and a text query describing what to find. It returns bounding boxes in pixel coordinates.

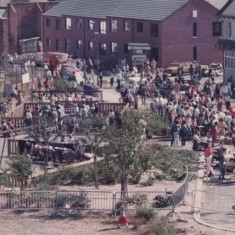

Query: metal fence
[192,190,235,214]
[0,190,172,213]
[0,191,55,210]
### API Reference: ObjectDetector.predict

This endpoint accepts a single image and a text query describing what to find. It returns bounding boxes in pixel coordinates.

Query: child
[118,206,128,228]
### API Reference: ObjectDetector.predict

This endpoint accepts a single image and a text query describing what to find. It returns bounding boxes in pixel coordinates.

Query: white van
[123,76,147,89]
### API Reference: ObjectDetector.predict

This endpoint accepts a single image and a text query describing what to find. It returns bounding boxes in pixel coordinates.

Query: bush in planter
[147,218,185,235]
[146,115,170,136]
[136,207,155,222]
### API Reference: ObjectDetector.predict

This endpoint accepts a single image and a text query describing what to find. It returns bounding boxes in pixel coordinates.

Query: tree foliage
[7,155,33,190]
[102,111,145,194]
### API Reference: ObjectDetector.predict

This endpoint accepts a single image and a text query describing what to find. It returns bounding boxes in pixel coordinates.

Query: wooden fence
[31,89,103,99]
[8,138,19,156]
[24,102,125,116]
[1,117,39,129]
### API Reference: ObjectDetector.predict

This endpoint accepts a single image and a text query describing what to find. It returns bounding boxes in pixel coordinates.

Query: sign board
[128,43,151,50]
[132,55,146,65]
[212,22,222,37]
[22,73,30,84]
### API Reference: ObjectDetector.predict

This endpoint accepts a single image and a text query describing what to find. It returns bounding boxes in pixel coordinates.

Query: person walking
[110,74,114,88]
[204,142,214,182]
[118,206,128,228]
[180,121,187,146]
[218,146,226,180]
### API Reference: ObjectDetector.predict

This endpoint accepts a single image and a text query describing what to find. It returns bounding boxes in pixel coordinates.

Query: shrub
[53,77,71,91]
[150,148,199,181]
[147,218,185,235]
[55,192,90,209]
[146,114,170,136]
[152,195,172,208]
[136,207,155,222]
[34,167,93,187]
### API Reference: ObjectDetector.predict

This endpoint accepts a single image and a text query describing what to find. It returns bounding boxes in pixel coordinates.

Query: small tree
[80,116,106,189]
[102,111,144,197]
[7,155,33,190]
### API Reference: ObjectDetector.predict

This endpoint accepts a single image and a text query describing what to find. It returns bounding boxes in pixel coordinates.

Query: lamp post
[93,32,100,86]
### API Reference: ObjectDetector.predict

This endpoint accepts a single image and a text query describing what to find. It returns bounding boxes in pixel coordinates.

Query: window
[111,42,117,54]
[77,40,82,49]
[124,43,128,54]
[88,20,94,30]
[56,19,61,31]
[228,21,232,38]
[151,24,158,37]
[193,47,197,61]
[124,21,129,31]
[100,21,106,34]
[224,50,235,70]
[99,43,107,55]
[193,22,197,37]
[76,18,82,29]
[65,38,72,50]
[88,41,93,51]
[111,20,117,32]
[151,48,159,60]
[56,39,62,50]
[46,38,51,48]
[212,22,222,37]
[66,17,72,30]
[46,18,50,27]
[137,22,143,33]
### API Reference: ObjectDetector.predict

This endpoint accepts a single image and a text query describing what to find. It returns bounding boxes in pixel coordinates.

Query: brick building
[42,0,227,68]
[0,0,58,60]
[217,0,235,82]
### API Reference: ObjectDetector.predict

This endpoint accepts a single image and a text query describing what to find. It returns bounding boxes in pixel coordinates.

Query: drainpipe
[132,19,134,42]
[84,18,86,59]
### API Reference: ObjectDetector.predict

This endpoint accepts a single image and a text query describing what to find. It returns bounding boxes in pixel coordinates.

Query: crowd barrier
[0,190,172,213]
[191,189,235,214]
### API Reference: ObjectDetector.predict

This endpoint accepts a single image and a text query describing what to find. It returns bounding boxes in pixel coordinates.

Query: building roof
[107,0,190,21]
[43,0,127,18]
[218,0,234,15]
[0,9,6,17]
[206,0,228,10]
[0,0,10,7]
[43,0,190,20]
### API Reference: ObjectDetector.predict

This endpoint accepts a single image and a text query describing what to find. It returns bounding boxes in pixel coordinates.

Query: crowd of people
[109,58,235,181]
[3,54,235,179]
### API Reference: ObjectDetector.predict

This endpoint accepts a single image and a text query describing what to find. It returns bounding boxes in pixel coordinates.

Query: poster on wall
[212,22,222,37]
[22,73,30,84]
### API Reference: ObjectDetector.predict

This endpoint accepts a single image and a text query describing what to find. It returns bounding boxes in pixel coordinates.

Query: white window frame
[111,20,117,32]
[100,21,106,34]
[224,50,235,69]
[66,17,72,30]
[111,42,117,54]
[77,40,82,49]
[65,38,72,50]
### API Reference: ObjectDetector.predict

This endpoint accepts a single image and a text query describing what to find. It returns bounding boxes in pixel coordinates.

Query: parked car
[34,52,69,67]
[202,63,223,77]
[165,62,190,76]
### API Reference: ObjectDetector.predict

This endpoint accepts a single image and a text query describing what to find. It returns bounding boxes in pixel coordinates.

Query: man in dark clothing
[99,72,103,88]
[218,146,227,180]
[180,121,187,146]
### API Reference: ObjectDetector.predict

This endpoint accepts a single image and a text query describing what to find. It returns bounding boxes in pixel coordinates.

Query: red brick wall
[8,2,58,54]
[43,16,162,69]
[42,0,222,69]
[161,0,223,67]
[0,18,8,58]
